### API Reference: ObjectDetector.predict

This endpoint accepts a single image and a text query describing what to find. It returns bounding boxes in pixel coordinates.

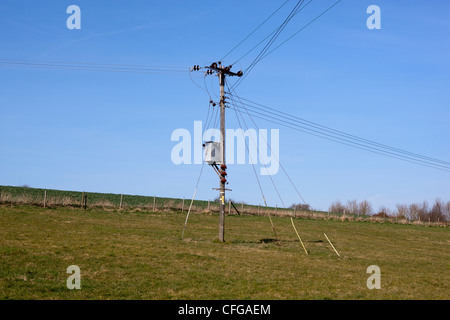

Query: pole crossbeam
[205,62,243,78]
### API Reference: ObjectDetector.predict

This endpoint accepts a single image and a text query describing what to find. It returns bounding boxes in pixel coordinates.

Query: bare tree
[430,199,446,222]
[396,204,408,220]
[328,200,346,214]
[408,203,420,221]
[445,201,450,221]
[329,199,449,222]
[358,200,373,216]
[418,201,429,221]
[290,203,311,211]
[346,200,359,215]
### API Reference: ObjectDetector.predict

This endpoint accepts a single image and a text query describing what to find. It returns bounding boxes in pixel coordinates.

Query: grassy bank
[0,185,303,217]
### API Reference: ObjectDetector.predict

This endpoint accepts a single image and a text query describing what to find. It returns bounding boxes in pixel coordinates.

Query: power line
[0,63,192,75]
[0,58,188,69]
[220,0,292,63]
[231,0,307,90]
[229,95,280,239]
[227,87,307,205]
[227,84,287,209]
[0,59,192,75]
[231,0,313,66]
[189,71,211,95]
[231,0,344,90]
[231,95,450,168]
[259,0,343,62]
[212,102,220,131]
[227,95,450,172]
[233,109,450,172]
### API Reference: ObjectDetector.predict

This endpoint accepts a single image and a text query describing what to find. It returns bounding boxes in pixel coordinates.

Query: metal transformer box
[203,141,223,165]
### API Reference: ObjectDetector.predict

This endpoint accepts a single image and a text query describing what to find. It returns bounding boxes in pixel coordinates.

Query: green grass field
[0,204,448,300]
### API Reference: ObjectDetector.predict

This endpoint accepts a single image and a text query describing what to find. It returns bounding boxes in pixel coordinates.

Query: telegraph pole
[218,69,226,242]
[199,62,242,242]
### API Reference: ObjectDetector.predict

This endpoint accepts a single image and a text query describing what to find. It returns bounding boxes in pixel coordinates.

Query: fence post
[82,192,87,210]
[208,199,210,211]
[81,192,84,208]
[153,196,156,212]
[119,194,123,209]
[43,190,47,208]
[182,197,185,212]
[228,200,231,215]
[258,204,260,215]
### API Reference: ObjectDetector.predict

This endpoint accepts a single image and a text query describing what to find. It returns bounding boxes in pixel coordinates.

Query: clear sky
[1,0,449,212]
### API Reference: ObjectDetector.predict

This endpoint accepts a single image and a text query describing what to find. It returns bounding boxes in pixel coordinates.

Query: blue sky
[0,0,449,212]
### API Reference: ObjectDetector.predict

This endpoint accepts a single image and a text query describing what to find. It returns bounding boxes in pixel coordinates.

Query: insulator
[221,178,227,183]
[212,103,216,107]
[220,171,227,176]
[220,164,227,169]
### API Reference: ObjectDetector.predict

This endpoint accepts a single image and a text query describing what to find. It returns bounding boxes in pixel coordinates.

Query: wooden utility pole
[201,62,242,242]
[218,67,227,242]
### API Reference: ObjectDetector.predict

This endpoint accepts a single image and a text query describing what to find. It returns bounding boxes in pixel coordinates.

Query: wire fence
[0,186,447,227]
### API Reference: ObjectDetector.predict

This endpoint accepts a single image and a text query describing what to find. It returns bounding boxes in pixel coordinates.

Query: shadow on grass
[229,238,326,245]
[230,238,296,245]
